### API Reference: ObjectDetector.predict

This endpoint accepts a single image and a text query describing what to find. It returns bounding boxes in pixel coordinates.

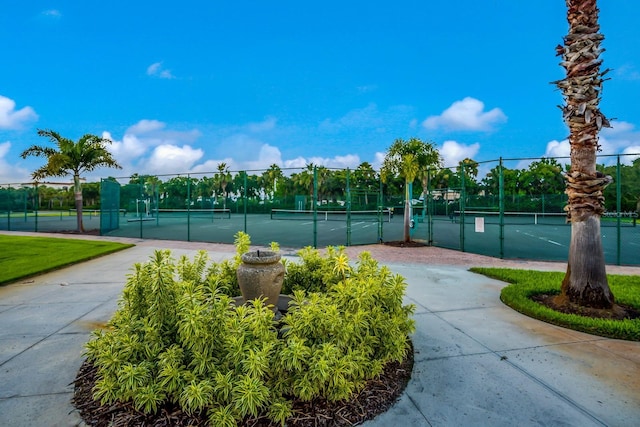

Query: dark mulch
[55,229,101,236]
[532,294,640,321]
[383,241,427,248]
[72,341,414,427]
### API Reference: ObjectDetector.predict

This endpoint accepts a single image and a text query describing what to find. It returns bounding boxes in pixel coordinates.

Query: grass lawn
[471,267,640,341]
[0,235,134,285]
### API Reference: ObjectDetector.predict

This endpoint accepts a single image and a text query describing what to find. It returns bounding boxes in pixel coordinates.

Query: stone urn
[236,250,285,312]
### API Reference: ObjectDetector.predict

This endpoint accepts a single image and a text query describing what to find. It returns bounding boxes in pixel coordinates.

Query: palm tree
[214,163,231,210]
[554,0,614,308]
[261,164,283,199]
[20,129,121,232]
[292,163,315,209]
[381,137,441,242]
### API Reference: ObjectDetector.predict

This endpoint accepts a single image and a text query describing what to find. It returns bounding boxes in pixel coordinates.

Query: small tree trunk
[562,215,614,308]
[74,175,84,232]
[403,180,411,242]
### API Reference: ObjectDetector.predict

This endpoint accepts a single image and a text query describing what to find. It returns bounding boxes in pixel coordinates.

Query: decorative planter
[236,250,285,312]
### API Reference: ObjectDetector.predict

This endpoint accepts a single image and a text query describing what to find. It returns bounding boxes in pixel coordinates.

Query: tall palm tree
[261,164,283,199]
[381,137,441,242]
[214,163,231,210]
[554,0,614,308]
[20,129,121,232]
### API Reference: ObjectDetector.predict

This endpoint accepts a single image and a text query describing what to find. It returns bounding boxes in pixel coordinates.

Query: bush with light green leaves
[84,232,415,426]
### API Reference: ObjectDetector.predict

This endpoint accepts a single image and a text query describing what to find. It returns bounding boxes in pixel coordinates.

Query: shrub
[84,233,415,426]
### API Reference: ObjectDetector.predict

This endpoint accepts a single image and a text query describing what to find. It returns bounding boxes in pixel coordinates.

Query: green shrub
[85,233,415,426]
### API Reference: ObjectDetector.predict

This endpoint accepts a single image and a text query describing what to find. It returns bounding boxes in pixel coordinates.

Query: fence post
[243,171,248,233]
[459,162,466,252]
[616,155,621,265]
[187,175,191,242]
[499,158,505,259]
[378,177,383,243]
[346,168,351,246]
[428,168,433,245]
[313,166,318,248]
[139,178,144,239]
[34,183,39,232]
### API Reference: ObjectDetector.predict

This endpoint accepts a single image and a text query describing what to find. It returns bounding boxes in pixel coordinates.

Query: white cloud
[127,119,166,134]
[0,141,31,183]
[423,97,507,132]
[371,152,386,170]
[98,121,202,178]
[191,158,235,174]
[539,120,640,167]
[439,140,480,167]
[621,146,640,164]
[247,117,277,133]
[282,157,307,169]
[544,139,570,158]
[0,95,38,129]
[0,141,9,158]
[146,62,175,79]
[604,121,635,134]
[84,118,374,180]
[244,144,284,170]
[144,145,204,174]
[306,154,361,169]
[103,131,147,164]
[41,9,62,18]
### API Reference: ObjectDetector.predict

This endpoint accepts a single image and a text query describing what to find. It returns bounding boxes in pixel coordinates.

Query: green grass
[470,267,640,341]
[0,235,134,285]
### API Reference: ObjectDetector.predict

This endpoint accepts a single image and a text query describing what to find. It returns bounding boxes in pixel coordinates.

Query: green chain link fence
[2,154,638,265]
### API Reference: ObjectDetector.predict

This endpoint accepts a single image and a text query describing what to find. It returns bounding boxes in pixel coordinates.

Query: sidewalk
[0,234,638,426]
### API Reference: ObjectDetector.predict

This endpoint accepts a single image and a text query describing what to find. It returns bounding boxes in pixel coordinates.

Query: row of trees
[10,154,638,215]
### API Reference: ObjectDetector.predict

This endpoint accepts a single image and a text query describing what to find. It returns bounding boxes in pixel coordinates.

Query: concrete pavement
[0,238,638,426]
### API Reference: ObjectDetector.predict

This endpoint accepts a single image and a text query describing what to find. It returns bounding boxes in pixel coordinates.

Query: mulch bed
[72,341,414,427]
[532,294,640,321]
[383,241,427,248]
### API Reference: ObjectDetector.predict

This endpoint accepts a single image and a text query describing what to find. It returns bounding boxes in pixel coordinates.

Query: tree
[381,137,441,242]
[261,164,284,200]
[554,0,614,308]
[292,164,315,209]
[520,158,565,196]
[214,163,231,210]
[353,162,378,206]
[20,129,121,232]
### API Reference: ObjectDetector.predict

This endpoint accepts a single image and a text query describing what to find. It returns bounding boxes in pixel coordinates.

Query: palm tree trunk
[555,0,614,308]
[403,180,411,242]
[74,174,84,232]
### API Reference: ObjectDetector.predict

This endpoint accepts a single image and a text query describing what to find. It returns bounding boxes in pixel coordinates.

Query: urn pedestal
[236,250,285,312]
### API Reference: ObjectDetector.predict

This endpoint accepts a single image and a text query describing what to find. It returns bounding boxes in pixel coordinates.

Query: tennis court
[103,210,404,248]
[418,211,639,266]
[1,207,637,265]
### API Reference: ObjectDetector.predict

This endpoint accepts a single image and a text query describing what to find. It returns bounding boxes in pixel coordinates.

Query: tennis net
[271,208,392,222]
[452,210,567,225]
[452,210,637,227]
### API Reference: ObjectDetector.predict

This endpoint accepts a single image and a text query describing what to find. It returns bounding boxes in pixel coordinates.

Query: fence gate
[100,179,121,234]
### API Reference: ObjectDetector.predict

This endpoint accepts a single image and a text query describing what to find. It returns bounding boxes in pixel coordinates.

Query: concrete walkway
[0,236,638,426]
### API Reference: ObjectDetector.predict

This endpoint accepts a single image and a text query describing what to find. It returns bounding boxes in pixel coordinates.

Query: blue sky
[2,0,640,184]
